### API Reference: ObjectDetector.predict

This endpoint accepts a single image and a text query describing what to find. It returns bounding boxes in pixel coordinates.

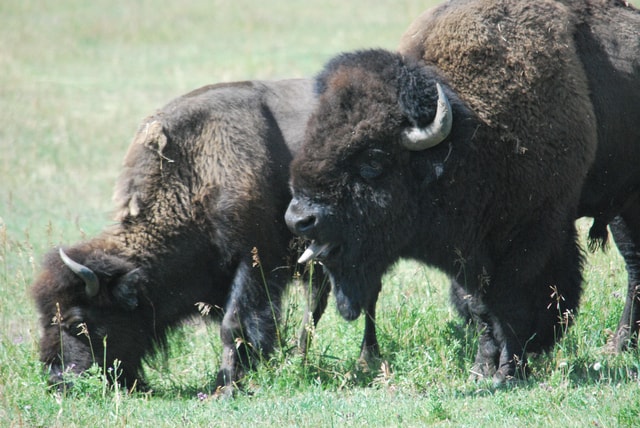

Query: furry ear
[397,63,440,128]
[112,269,142,311]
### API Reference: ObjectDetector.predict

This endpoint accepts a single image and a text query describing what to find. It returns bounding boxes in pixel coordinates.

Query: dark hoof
[212,384,236,400]
[468,362,497,382]
[606,325,637,353]
[357,345,381,372]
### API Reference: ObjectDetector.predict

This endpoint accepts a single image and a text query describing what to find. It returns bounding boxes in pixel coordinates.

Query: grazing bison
[31,78,333,395]
[286,0,640,383]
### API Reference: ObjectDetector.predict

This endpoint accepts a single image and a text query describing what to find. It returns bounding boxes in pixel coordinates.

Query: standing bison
[286,0,640,384]
[31,78,330,395]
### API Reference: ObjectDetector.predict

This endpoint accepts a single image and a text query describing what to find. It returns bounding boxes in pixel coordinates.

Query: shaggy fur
[570,0,640,350]
[287,0,639,383]
[401,0,640,356]
[31,79,326,394]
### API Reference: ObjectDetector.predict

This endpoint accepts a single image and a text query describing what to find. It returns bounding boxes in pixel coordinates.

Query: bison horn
[401,83,453,151]
[59,248,100,298]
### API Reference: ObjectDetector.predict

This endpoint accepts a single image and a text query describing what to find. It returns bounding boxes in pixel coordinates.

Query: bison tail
[587,218,609,252]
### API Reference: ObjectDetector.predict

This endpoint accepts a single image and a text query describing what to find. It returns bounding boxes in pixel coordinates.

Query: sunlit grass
[2,0,640,426]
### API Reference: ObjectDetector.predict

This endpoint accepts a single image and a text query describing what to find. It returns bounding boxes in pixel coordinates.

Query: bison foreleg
[469,308,529,385]
[215,260,286,397]
[489,222,582,385]
[449,280,503,380]
[462,294,501,381]
[217,304,249,397]
[298,263,331,356]
[358,278,382,364]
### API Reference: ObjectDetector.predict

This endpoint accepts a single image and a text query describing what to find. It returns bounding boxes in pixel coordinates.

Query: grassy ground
[2,1,640,426]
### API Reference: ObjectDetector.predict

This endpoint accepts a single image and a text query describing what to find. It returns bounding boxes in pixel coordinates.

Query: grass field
[2,1,640,426]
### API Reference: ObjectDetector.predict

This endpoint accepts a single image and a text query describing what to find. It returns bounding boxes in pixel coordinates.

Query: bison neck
[110,224,233,329]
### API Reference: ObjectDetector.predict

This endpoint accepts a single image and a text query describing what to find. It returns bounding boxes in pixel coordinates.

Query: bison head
[31,244,150,390]
[285,49,473,321]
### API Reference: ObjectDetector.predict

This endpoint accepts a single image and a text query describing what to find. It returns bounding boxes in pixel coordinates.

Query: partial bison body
[31,79,327,394]
[286,0,640,383]
[572,0,640,351]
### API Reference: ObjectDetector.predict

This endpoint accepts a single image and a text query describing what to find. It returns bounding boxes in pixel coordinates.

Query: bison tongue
[298,241,331,264]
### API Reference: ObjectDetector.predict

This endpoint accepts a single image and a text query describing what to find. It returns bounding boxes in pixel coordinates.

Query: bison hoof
[359,343,381,361]
[468,362,497,382]
[297,328,313,357]
[491,369,515,387]
[606,325,637,353]
[213,367,240,398]
[357,345,381,372]
[212,384,236,400]
[490,360,528,386]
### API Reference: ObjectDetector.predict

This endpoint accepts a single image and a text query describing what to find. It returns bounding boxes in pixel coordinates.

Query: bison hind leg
[608,212,640,352]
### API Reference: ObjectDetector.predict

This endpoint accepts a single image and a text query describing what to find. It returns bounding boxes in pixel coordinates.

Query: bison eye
[360,162,384,179]
[357,149,390,180]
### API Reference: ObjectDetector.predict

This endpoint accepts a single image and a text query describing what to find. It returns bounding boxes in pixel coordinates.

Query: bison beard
[31,79,336,396]
[287,0,640,384]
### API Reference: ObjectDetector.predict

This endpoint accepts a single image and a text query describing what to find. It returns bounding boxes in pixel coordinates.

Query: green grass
[2,0,640,426]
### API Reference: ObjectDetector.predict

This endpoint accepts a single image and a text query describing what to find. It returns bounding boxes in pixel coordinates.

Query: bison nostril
[295,215,317,235]
[285,199,325,237]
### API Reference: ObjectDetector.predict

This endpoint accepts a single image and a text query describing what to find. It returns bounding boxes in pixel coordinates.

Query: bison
[31,78,335,395]
[285,0,640,384]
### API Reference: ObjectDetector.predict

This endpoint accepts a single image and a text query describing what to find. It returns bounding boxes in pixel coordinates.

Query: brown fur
[401,0,640,354]
[287,0,639,384]
[31,79,324,394]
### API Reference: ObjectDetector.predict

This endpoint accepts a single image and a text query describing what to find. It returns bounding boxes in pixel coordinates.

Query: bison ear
[397,65,440,127]
[112,269,142,311]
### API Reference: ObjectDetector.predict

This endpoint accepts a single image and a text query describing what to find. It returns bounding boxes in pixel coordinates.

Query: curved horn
[59,248,100,298]
[401,83,453,151]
